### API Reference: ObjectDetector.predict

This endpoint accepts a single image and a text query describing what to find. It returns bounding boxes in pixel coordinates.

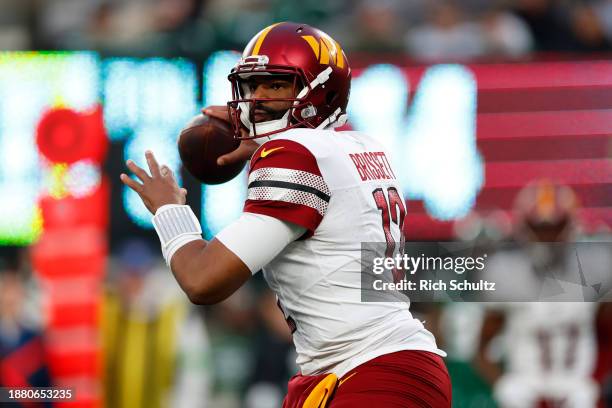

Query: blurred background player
[474,180,607,408]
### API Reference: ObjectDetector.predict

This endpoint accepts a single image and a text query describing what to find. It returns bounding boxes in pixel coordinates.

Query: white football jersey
[243,128,444,376]
[493,302,598,408]
[503,302,597,376]
[484,251,599,407]
[484,250,598,376]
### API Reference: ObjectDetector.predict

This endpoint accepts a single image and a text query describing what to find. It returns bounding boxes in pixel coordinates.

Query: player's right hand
[120,150,187,215]
[201,105,231,122]
[201,105,259,166]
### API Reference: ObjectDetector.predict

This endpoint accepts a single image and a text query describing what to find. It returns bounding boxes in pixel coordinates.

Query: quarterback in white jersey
[217,127,445,377]
[122,22,450,407]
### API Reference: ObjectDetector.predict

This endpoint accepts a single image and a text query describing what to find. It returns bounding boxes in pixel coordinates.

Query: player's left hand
[120,150,187,214]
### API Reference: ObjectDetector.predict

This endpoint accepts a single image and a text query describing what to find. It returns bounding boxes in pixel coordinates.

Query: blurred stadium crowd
[1,0,612,59]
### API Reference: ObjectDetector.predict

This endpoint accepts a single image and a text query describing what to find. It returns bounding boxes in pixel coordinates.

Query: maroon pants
[283,350,452,408]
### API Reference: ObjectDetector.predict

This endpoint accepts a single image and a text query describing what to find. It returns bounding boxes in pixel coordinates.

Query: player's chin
[253,113,272,123]
[253,109,288,123]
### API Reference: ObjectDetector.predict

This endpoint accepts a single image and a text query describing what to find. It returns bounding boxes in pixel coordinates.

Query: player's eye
[271,82,290,91]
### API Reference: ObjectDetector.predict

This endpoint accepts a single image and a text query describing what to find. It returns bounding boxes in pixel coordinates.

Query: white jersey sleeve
[216,212,306,274]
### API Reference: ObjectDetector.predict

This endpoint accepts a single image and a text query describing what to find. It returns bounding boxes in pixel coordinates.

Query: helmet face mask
[227,22,351,140]
[228,65,310,140]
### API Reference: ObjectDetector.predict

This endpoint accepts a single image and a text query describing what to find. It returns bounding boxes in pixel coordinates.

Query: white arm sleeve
[215,212,306,274]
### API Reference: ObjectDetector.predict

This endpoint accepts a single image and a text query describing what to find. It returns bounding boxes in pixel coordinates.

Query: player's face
[526,218,571,242]
[244,76,296,123]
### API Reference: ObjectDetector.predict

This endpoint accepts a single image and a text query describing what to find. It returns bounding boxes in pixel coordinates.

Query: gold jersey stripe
[252,22,283,55]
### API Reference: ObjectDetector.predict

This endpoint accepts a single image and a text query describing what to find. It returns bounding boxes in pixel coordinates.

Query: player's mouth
[252,104,288,123]
[253,109,270,122]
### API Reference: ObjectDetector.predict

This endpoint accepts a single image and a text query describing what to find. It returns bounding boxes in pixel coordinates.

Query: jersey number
[372,187,406,282]
[536,324,580,370]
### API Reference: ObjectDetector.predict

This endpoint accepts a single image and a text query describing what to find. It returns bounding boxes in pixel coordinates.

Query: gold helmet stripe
[334,40,344,68]
[252,22,283,55]
[301,35,320,59]
[301,34,345,68]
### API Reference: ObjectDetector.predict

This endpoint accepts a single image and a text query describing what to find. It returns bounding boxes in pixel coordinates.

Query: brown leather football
[178,114,245,185]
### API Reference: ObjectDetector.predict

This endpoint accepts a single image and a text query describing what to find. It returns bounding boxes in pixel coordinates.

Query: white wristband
[164,233,201,267]
[152,204,202,266]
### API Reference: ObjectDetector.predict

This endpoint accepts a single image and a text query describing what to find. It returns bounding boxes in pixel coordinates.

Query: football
[178,114,246,185]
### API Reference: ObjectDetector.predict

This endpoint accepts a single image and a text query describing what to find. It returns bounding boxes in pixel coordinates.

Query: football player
[121,22,451,407]
[475,181,601,408]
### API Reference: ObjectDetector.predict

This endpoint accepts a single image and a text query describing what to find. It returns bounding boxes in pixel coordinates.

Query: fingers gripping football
[201,105,257,166]
[217,139,259,166]
[120,150,187,214]
[202,105,231,122]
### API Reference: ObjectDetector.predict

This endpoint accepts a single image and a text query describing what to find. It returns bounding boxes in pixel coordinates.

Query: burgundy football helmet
[513,179,579,242]
[227,22,351,140]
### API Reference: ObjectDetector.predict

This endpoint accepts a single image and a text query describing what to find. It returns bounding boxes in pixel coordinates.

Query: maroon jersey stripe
[250,139,323,176]
[244,200,322,237]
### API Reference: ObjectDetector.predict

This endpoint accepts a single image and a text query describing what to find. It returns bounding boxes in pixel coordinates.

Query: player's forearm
[150,204,243,304]
[169,239,210,304]
[169,238,251,305]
